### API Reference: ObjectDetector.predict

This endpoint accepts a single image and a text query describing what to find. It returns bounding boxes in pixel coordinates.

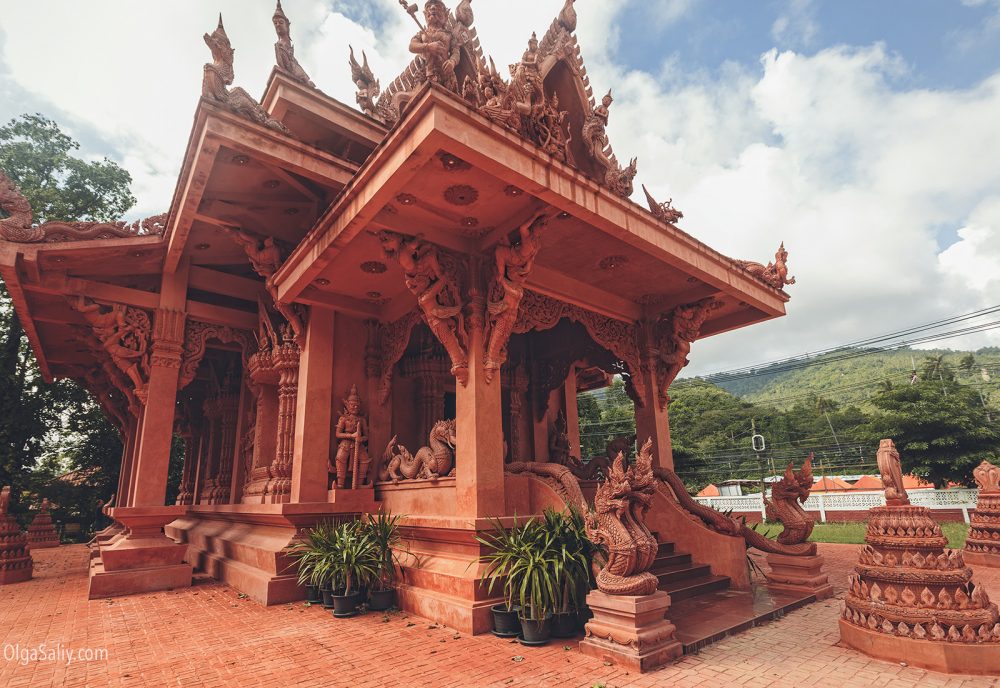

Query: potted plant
[364,511,406,611]
[329,520,378,618]
[477,517,560,645]
[476,518,526,638]
[542,508,593,638]
[286,521,335,605]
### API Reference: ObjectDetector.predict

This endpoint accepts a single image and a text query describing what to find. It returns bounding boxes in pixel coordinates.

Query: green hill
[703,347,1000,410]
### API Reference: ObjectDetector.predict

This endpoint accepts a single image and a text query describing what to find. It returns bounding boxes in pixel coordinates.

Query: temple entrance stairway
[649,535,816,654]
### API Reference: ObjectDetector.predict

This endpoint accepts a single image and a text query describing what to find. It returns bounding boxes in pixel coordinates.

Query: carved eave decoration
[367,310,424,405]
[179,320,255,390]
[650,297,724,410]
[0,171,167,245]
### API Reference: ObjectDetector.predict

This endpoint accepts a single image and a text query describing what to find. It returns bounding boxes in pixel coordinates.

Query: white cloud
[0,0,997,372]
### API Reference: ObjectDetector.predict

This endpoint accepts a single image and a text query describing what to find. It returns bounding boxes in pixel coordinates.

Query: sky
[1,0,999,379]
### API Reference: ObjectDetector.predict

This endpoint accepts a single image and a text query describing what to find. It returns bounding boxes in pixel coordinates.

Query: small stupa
[965,460,1000,568]
[0,486,33,585]
[27,498,60,549]
[839,440,1000,675]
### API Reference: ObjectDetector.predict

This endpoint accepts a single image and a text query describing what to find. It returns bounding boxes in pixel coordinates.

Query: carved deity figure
[484,212,547,382]
[734,242,796,290]
[974,460,1000,494]
[349,47,381,118]
[582,90,612,167]
[72,296,150,393]
[378,419,457,483]
[272,1,315,88]
[203,15,290,134]
[548,410,575,466]
[379,232,469,385]
[329,385,370,489]
[585,438,660,595]
[642,184,684,224]
[409,0,461,93]
[762,455,815,545]
[876,438,910,506]
[655,298,721,408]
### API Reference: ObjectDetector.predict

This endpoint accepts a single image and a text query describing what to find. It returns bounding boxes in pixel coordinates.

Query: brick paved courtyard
[1,544,998,688]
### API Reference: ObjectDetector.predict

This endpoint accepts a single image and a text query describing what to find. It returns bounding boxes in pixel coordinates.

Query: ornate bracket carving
[379,231,469,385]
[651,297,723,410]
[368,311,423,406]
[70,296,152,402]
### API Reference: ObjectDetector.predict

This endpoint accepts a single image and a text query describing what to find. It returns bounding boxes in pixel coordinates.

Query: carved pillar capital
[150,309,187,370]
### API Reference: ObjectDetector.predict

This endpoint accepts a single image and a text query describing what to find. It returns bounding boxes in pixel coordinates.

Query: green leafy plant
[541,507,595,614]
[286,520,338,590]
[328,520,379,595]
[363,511,408,592]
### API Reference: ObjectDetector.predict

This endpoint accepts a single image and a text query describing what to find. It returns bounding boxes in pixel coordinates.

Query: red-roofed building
[850,475,883,490]
[811,476,853,492]
[697,484,720,497]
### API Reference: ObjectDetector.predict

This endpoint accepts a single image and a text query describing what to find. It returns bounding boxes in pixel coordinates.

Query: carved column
[243,348,279,502]
[633,321,674,470]
[117,413,141,508]
[130,309,186,507]
[266,335,300,503]
[175,426,196,506]
[563,365,582,459]
[211,393,239,504]
[198,399,222,504]
[290,307,335,504]
[454,262,505,518]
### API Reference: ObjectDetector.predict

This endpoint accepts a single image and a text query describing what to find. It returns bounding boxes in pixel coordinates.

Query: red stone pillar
[633,345,674,470]
[290,307,335,504]
[175,430,195,506]
[563,366,582,458]
[266,333,300,503]
[117,413,140,508]
[211,393,239,504]
[454,283,504,519]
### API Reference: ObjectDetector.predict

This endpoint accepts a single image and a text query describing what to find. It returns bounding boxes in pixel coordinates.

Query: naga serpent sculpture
[378,419,457,483]
[584,439,660,596]
[654,465,816,556]
[762,455,815,546]
[0,171,166,244]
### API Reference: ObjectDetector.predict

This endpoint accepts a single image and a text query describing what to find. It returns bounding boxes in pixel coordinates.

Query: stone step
[651,552,692,569]
[653,563,712,585]
[660,574,731,601]
[656,541,675,556]
[668,586,816,654]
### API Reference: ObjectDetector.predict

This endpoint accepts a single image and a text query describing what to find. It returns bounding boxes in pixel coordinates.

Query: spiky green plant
[363,510,408,591]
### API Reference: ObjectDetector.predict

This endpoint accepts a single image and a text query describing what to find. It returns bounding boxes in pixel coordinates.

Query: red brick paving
[1,544,998,687]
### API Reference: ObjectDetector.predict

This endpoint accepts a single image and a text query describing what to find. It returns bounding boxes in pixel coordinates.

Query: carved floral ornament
[179,320,255,390]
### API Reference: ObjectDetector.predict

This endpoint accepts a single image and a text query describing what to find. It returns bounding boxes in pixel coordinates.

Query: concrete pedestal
[579,590,683,673]
[839,618,1000,675]
[765,552,834,600]
[89,506,192,599]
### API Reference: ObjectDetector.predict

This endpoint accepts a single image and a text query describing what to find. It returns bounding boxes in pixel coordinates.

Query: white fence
[694,489,980,524]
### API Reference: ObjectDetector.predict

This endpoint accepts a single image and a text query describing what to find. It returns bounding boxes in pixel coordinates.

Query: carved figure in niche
[734,242,796,290]
[642,184,684,224]
[377,419,457,483]
[655,298,721,409]
[241,408,257,478]
[762,455,815,545]
[974,460,1000,494]
[329,385,370,489]
[408,0,461,93]
[349,47,381,119]
[548,410,576,466]
[272,1,315,87]
[379,232,469,385]
[877,438,909,506]
[203,16,290,134]
[221,226,304,346]
[485,212,547,382]
[0,486,9,515]
[72,296,150,392]
[585,438,659,595]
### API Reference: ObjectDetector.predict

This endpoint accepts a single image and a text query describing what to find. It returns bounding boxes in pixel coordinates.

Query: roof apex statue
[876,438,909,506]
[272,0,316,88]
[203,14,291,134]
[733,241,796,291]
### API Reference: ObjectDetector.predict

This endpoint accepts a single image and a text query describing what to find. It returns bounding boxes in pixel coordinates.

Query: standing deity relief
[329,385,371,489]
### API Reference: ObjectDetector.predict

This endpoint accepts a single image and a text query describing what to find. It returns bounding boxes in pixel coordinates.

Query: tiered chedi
[0,486,33,584]
[966,460,1000,567]
[27,498,60,549]
[839,440,1000,675]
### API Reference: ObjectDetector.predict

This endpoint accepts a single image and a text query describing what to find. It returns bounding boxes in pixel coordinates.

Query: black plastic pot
[551,611,578,638]
[368,587,395,611]
[320,587,335,609]
[518,613,552,646]
[491,604,522,637]
[331,590,361,618]
[305,585,321,603]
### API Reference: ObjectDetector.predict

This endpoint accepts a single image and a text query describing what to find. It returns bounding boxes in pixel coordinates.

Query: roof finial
[273,0,288,24]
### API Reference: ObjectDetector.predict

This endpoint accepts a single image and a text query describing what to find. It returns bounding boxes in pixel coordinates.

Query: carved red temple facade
[0,0,810,647]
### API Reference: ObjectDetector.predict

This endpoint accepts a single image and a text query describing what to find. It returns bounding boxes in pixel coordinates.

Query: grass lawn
[755,521,969,548]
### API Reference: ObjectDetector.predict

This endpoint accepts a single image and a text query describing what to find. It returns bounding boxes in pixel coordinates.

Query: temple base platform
[89,507,192,599]
[839,618,1000,675]
[964,549,1000,569]
[165,497,376,606]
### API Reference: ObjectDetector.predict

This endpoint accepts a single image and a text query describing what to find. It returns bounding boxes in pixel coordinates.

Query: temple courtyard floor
[1,544,998,687]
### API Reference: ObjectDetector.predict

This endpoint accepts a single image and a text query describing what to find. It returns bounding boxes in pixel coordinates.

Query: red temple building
[0,0,816,652]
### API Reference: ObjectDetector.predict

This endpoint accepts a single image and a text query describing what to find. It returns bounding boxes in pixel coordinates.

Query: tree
[0,113,135,520]
[867,378,1000,488]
